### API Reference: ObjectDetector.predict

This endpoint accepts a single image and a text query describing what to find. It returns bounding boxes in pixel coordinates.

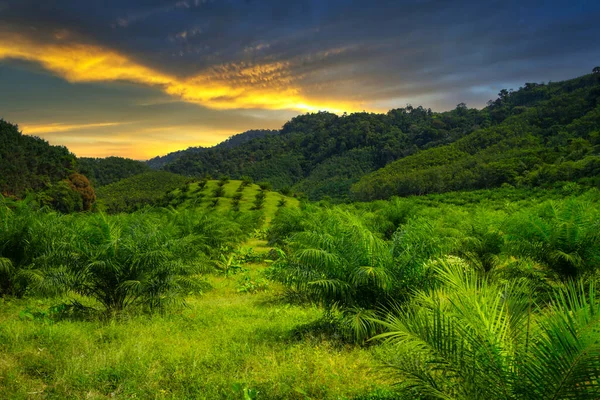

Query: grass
[171,180,300,222]
[0,240,394,399]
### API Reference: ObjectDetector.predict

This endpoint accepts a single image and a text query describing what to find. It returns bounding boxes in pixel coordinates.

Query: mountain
[146,129,278,170]
[158,70,600,201]
[0,119,77,197]
[162,107,490,200]
[351,72,600,200]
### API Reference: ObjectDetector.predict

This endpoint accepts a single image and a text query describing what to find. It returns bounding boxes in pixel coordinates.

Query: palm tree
[0,199,66,297]
[506,200,600,279]
[374,257,600,399]
[42,213,206,314]
[271,209,393,342]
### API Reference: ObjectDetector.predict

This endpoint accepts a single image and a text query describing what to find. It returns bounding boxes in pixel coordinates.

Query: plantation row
[0,196,263,312]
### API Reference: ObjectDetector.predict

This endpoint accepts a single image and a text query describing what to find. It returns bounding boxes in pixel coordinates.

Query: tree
[42,214,206,314]
[43,180,83,213]
[375,258,600,399]
[593,66,600,74]
[252,191,266,210]
[68,173,96,211]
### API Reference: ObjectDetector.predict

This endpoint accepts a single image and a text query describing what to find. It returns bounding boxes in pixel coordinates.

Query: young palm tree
[506,199,600,279]
[374,257,600,399]
[271,209,394,341]
[42,213,206,314]
[0,199,67,297]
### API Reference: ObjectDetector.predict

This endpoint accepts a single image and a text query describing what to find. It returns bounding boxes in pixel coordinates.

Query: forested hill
[146,129,278,170]
[162,105,490,200]
[351,71,600,200]
[0,119,77,197]
[0,120,152,201]
[160,70,600,201]
[78,157,151,187]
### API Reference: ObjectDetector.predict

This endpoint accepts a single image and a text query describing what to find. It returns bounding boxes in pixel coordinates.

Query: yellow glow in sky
[23,122,125,135]
[0,32,369,158]
[0,33,363,113]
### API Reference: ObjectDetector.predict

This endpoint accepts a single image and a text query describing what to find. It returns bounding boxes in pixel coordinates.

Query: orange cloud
[22,122,125,135]
[0,32,364,113]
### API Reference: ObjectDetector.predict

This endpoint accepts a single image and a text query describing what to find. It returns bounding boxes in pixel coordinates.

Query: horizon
[1,0,599,159]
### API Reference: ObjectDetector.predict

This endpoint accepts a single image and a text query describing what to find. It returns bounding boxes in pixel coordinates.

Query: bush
[213,186,225,198]
[257,181,272,191]
[252,191,266,210]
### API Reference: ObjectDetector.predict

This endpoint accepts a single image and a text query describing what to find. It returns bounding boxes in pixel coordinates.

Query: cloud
[1,0,600,159]
[0,31,366,112]
[22,121,126,135]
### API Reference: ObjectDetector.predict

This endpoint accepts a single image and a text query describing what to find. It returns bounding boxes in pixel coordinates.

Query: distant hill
[146,129,278,170]
[162,107,489,200]
[351,72,600,200]
[5,69,599,205]
[79,156,151,187]
[0,119,77,197]
[158,70,600,201]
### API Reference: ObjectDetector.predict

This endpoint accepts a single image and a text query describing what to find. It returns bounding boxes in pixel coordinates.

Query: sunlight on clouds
[0,32,363,113]
[22,122,125,135]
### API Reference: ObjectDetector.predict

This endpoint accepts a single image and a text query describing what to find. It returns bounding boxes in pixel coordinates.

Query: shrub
[252,191,266,210]
[257,181,272,191]
[213,186,225,198]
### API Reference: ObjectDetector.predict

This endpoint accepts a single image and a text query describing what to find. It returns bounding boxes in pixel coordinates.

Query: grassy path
[0,240,394,399]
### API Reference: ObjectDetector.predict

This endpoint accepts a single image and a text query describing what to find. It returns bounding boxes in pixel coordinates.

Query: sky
[1,0,599,160]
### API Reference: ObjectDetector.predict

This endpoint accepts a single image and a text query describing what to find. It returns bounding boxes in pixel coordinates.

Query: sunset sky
[1,0,599,159]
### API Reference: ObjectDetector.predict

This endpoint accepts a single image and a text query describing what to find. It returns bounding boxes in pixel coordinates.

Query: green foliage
[252,190,266,210]
[268,187,600,344]
[37,213,208,313]
[215,254,245,277]
[146,130,278,169]
[78,156,151,187]
[95,171,189,213]
[237,275,270,294]
[269,208,395,341]
[197,178,208,191]
[41,180,84,213]
[353,73,600,200]
[232,192,243,201]
[505,199,600,279]
[163,103,490,200]
[0,199,69,297]
[257,181,272,191]
[166,180,299,220]
[374,258,600,399]
[0,199,257,313]
[213,185,225,197]
[0,119,77,197]
[2,183,600,397]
